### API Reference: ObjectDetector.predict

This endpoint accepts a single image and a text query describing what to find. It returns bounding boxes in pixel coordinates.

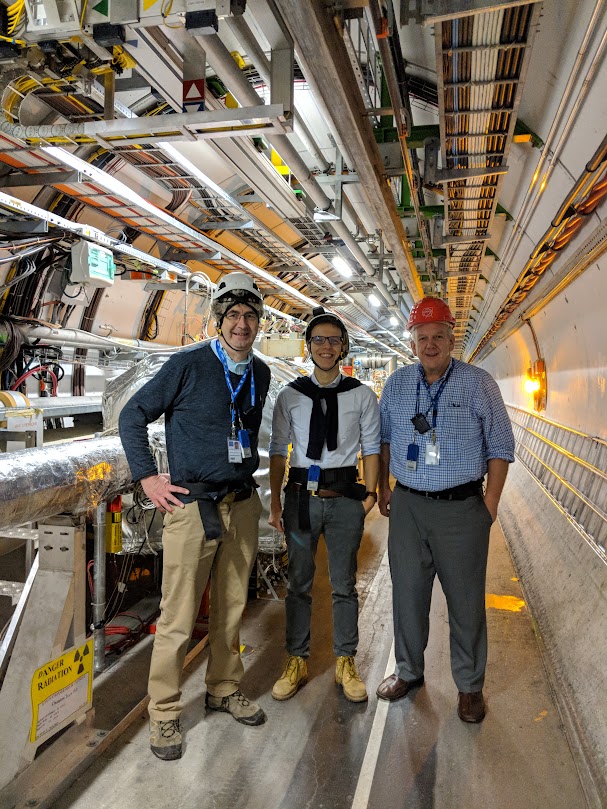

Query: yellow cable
[80,0,88,27]
[0,34,26,45]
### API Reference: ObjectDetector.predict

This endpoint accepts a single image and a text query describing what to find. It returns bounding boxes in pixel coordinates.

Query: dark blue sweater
[118,342,271,486]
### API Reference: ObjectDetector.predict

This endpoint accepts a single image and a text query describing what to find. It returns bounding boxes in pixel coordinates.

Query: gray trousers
[282,491,365,658]
[388,485,493,692]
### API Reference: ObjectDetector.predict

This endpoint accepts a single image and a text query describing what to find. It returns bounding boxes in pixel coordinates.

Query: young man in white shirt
[268,309,380,702]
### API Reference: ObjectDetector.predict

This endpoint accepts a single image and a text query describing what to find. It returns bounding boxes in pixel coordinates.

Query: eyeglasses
[310,335,343,346]
[224,311,259,324]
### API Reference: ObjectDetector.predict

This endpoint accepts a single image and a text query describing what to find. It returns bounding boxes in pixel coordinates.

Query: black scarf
[288,375,362,460]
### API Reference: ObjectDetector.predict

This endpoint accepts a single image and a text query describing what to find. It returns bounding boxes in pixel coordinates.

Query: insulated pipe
[226,15,331,173]
[15,323,175,353]
[0,435,133,533]
[225,16,370,240]
[201,33,406,323]
[93,501,107,673]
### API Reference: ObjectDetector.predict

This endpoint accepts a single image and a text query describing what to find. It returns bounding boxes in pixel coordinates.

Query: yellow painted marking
[534,710,549,722]
[485,594,526,612]
[76,461,112,482]
[143,0,158,10]
[510,577,519,582]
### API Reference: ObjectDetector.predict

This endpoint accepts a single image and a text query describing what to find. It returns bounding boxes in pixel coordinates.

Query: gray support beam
[438,166,509,182]
[226,13,331,172]
[200,31,406,322]
[269,0,423,304]
[0,170,81,188]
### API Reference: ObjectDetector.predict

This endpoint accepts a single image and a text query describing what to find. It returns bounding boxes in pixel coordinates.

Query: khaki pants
[148,490,262,721]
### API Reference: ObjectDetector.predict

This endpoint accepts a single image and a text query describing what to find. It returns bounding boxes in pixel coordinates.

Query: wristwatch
[365,491,378,501]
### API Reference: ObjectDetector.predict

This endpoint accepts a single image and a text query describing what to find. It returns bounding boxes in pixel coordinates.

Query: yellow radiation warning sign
[30,640,93,742]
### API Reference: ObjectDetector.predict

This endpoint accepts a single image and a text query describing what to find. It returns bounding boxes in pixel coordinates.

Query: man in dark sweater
[119,272,271,760]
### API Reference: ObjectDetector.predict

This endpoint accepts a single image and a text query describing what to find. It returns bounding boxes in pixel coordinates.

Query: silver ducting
[0,435,132,533]
[360,354,398,373]
[0,351,300,552]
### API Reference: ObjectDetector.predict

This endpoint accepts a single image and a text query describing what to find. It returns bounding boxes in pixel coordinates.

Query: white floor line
[350,641,396,809]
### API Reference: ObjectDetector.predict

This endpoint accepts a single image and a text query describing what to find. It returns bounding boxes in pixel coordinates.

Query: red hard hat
[407,297,455,329]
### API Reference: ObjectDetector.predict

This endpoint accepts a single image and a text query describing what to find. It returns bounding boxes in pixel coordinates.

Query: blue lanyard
[214,339,256,427]
[415,360,454,430]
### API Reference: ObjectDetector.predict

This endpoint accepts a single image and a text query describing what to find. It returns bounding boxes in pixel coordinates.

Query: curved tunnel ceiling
[0,0,605,365]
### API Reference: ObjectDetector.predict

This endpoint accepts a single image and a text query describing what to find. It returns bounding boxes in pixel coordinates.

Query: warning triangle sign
[184,79,205,102]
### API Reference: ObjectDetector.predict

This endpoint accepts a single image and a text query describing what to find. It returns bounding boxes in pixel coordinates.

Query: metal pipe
[201,33,406,324]
[15,323,176,353]
[201,34,332,209]
[226,14,331,173]
[93,501,107,673]
[0,434,134,532]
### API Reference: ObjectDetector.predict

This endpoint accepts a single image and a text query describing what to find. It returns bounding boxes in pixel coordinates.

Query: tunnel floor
[52,508,587,809]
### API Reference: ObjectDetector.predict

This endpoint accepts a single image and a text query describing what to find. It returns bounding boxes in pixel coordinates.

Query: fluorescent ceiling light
[313,209,340,222]
[331,256,353,278]
[389,316,398,326]
[369,293,381,307]
[403,329,411,339]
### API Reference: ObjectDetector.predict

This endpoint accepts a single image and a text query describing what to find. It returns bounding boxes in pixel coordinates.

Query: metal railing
[507,405,607,565]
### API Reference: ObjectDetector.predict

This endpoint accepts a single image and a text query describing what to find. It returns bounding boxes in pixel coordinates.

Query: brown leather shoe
[457,690,486,723]
[376,674,424,701]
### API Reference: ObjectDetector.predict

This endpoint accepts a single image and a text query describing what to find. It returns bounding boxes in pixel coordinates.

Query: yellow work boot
[272,655,308,700]
[335,656,368,703]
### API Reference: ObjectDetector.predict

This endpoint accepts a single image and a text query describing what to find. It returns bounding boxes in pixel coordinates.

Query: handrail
[506,404,607,566]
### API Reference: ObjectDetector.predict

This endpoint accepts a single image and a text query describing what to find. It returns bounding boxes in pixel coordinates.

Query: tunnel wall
[479,256,607,805]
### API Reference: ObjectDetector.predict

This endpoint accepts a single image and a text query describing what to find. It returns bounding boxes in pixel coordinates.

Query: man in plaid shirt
[376,297,514,723]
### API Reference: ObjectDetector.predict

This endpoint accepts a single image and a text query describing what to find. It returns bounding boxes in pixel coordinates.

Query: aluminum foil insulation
[103,351,173,432]
[106,348,300,550]
[0,350,300,551]
[0,435,132,534]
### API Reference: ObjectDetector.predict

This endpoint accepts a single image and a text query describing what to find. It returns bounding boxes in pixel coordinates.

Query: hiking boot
[272,655,308,701]
[149,718,182,760]
[335,656,368,703]
[205,690,266,726]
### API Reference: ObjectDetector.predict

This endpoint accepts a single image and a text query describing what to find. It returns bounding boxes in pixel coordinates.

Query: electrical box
[259,336,305,359]
[70,242,116,287]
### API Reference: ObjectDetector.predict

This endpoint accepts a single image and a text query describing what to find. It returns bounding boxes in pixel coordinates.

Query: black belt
[288,466,358,486]
[395,479,483,501]
[174,479,255,539]
[286,466,363,530]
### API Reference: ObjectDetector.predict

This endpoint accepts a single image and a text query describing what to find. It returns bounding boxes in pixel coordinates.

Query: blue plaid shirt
[380,359,514,491]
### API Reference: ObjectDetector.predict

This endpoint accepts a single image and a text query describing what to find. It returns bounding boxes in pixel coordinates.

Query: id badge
[406,443,419,471]
[227,437,243,463]
[238,428,252,459]
[307,464,321,492]
[425,441,440,466]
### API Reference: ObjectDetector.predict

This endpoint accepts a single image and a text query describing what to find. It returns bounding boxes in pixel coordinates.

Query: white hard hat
[211,272,264,325]
[212,272,263,304]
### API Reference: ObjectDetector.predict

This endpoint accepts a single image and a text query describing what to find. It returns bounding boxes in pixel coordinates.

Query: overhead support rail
[365,1,435,282]
[0,105,293,147]
[433,1,542,355]
[272,0,423,304]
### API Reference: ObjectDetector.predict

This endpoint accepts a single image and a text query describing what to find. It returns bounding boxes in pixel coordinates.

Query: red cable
[11,367,58,396]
